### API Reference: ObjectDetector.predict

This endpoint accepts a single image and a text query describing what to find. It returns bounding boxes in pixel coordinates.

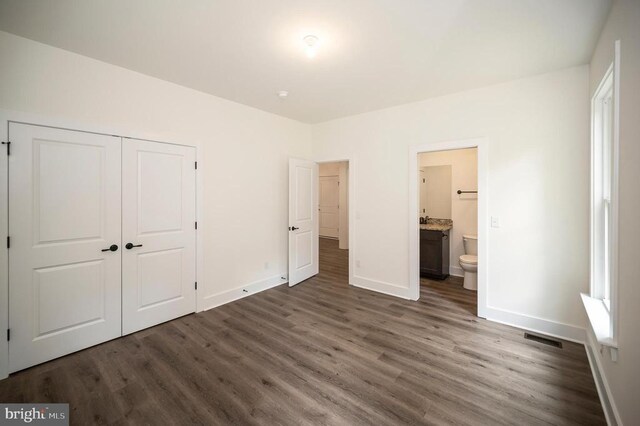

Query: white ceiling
[0,0,611,123]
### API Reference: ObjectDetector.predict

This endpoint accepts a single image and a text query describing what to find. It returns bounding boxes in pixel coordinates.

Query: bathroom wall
[420,149,478,276]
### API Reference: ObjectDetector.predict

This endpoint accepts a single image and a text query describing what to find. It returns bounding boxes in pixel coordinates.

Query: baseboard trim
[585,330,622,426]
[484,306,586,343]
[201,273,288,311]
[351,275,411,299]
[449,265,464,277]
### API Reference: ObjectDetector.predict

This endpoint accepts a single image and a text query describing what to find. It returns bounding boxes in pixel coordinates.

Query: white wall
[0,31,312,311]
[319,161,349,249]
[312,66,590,339]
[587,0,640,423]
[420,149,478,276]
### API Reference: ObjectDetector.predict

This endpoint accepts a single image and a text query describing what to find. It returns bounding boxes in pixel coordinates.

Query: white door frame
[0,114,9,380]
[0,109,203,380]
[408,138,488,317]
[314,158,355,288]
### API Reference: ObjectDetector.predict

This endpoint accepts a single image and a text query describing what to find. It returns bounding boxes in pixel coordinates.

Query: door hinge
[1,141,10,156]
[195,161,198,170]
[195,221,198,230]
[195,282,198,290]
[6,236,9,249]
[6,329,9,342]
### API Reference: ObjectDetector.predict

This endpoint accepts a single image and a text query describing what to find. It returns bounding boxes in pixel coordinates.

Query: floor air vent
[524,332,562,348]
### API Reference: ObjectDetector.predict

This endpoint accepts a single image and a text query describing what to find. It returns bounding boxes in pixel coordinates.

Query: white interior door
[122,139,196,335]
[8,123,122,373]
[288,158,319,286]
[319,175,339,238]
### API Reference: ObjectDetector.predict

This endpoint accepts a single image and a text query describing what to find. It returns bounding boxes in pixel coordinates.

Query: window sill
[581,293,618,348]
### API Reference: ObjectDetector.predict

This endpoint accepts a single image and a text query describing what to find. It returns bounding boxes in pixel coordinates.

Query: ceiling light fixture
[303,35,319,59]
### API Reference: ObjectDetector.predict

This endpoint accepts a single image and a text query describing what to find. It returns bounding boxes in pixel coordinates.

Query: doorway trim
[314,158,355,288]
[408,138,488,317]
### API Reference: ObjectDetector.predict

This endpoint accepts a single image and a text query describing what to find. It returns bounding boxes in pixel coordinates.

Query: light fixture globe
[303,35,319,47]
[303,35,320,58]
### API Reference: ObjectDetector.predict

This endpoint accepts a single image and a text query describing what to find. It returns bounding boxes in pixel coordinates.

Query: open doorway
[288,159,352,287]
[409,138,487,316]
[418,148,478,282]
[418,148,478,313]
[318,161,350,285]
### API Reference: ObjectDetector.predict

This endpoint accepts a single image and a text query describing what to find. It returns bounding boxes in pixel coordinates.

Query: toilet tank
[463,234,478,255]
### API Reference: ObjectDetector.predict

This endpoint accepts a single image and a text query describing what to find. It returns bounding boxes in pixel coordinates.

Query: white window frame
[582,40,620,355]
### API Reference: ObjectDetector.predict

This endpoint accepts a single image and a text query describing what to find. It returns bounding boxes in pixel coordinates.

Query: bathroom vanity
[420,223,451,280]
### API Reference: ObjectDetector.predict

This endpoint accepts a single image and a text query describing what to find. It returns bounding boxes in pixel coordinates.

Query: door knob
[125,243,143,250]
[101,244,118,252]
[289,226,299,231]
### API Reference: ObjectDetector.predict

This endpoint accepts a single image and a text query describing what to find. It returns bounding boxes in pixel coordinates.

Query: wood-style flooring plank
[0,238,605,425]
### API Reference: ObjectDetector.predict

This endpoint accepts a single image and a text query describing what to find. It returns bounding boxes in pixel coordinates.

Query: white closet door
[288,158,319,286]
[8,123,122,373]
[319,175,339,238]
[122,139,196,335]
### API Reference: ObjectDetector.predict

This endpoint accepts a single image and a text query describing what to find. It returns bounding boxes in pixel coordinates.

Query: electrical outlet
[491,216,500,228]
[356,260,361,268]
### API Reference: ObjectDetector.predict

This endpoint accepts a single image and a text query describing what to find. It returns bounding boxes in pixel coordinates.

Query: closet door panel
[122,139,196,334]
[8,123,122,373]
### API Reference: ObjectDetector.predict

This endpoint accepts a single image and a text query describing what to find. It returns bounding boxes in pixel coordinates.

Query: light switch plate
[491,216,500,228]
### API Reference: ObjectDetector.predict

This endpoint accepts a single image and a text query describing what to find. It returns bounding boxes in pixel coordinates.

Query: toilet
[459,234,478,291]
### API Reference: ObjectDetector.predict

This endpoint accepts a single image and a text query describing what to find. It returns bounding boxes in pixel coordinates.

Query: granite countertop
[419,218,453,231]
[420,223,452,231]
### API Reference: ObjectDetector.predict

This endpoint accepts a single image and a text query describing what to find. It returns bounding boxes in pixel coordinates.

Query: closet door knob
[125,243,143,250]
[101,244,118,252]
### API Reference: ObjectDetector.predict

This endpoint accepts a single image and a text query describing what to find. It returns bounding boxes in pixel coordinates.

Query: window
[585,40,620,351]
[599,80,613,311]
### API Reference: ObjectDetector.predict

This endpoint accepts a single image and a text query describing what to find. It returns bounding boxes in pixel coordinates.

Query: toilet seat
[459,254,477,265]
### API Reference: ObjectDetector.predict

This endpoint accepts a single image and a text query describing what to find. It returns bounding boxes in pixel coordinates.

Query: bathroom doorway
[409,138,488,318]
[418,148,478,312]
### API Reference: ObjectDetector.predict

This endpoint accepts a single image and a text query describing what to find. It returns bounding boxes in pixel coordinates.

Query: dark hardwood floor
[0,238,605,425]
